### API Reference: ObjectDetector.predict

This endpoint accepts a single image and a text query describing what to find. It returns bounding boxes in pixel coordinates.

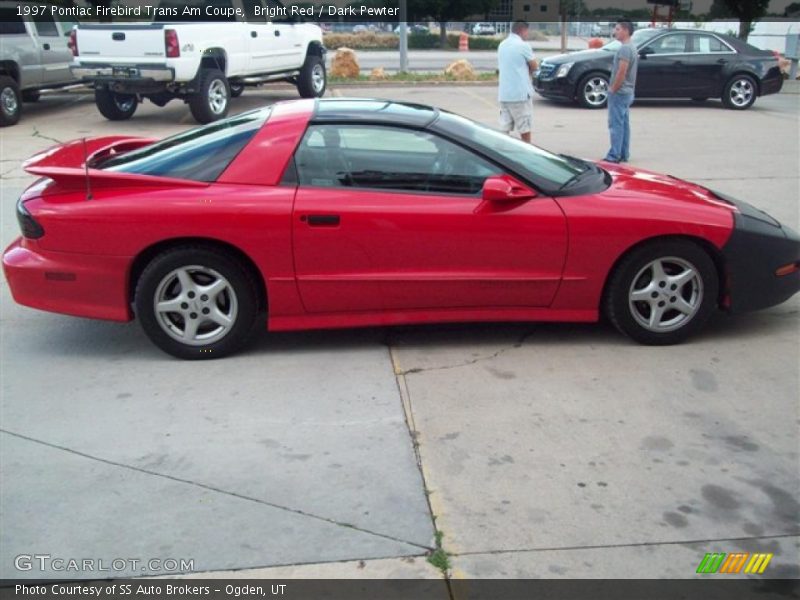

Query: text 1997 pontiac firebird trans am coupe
[4,99,799,358]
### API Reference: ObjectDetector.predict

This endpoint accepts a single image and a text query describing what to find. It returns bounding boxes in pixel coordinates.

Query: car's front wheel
[0,76,22,127]
[722,74,757,110]
[189,68,230,124]
[135,246,259,359]
[577,73,609,109]
[95,89,138,120]
[605,240,719,345]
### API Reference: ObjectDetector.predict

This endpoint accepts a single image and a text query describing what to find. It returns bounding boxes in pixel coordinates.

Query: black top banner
[5,0,800,24]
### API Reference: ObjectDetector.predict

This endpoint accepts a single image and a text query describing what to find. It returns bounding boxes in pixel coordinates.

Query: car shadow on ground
[14,307,797,361]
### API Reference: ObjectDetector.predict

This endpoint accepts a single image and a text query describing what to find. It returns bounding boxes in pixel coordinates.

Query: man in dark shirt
[603,20,638,163]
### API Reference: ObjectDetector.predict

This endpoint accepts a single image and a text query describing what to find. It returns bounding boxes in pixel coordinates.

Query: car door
[31,13,71,85]
[636,32,692,97]
[684,33,736,97]
[290,124,568,314]
[265,0,303,71]
[241,0,272,73]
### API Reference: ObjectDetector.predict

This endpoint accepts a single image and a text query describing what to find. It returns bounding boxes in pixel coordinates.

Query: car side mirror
[482,176,537,203]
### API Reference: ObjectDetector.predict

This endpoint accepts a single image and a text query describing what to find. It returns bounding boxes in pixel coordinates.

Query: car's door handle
[43,43,50,50]
[251,31,257,38]
[304,214,340,226]
[274,30,281,36]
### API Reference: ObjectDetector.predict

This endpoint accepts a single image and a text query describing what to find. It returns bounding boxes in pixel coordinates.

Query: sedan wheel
[722,75,757,110]
[578,73,609,109]
[135,246,259,359]
[605,241,718,345]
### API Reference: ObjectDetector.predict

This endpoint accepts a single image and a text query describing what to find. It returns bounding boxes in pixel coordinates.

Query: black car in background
[534,28,783,110]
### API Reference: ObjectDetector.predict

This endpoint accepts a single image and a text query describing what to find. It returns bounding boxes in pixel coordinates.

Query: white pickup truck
[70,0,326,123]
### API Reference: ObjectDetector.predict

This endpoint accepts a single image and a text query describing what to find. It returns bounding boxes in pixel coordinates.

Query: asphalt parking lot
[0,84,798,583]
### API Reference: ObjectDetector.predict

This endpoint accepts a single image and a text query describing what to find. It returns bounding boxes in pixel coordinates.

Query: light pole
[399,0,408,73]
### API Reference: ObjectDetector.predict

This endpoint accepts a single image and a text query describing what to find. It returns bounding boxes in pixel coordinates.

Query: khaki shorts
[499,100,533,134]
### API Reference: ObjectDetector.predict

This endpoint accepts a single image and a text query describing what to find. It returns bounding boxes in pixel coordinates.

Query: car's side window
[691,34,730,53]
[294,124,502,195]
[647,34,689,55]
[32,13,59,37]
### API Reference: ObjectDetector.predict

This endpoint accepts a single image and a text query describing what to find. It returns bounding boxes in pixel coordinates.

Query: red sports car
[4,99,799,359]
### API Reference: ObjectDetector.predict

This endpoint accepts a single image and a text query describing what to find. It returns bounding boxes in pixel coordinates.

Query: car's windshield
[602,28,661,51]
[98,107,270,181]
[432,112,586,191]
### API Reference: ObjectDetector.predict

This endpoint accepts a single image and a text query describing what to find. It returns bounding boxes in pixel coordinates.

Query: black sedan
[534,28,784,110]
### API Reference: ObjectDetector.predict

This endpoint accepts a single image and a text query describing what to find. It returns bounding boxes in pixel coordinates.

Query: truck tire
[95,89,138,121]
[189,68,230,124]
[297,54,326,98]
[0,76,22,127]
[229,82,244,98]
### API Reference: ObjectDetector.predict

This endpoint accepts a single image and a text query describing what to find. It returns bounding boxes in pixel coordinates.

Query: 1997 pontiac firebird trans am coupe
[4,99,800,359]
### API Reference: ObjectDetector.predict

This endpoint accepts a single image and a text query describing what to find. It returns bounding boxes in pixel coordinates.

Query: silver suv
[0,2,79,126]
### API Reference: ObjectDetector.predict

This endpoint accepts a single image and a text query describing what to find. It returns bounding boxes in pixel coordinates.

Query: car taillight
[165,29,180,58]
[67,29,78,57]
[16,199,44,239]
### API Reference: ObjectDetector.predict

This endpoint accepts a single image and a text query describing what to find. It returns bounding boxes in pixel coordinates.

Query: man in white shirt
[497,21,538,143]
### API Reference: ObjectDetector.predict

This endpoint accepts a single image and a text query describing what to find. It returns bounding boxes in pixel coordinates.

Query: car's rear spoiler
[23,136,207,195]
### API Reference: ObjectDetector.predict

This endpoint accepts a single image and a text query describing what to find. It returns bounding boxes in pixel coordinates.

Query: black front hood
[541,49,613,65]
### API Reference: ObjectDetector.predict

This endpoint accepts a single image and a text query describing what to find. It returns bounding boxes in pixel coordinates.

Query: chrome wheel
[628,257,703,333]
[582,76,608,107]
[1,86,18,117]
[153,265,238,346]
[208,79,228,115]
[312,63,326,94]
[727,78,754,108]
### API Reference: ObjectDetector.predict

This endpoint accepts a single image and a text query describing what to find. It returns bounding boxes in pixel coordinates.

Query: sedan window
[646,34,690,54]
[691,34,731,53]
[295,124,502,195]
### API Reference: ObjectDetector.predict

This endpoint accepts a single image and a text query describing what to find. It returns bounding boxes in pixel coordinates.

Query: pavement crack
[31,128,64,145]
[0,428,432,552]
[452,533,800,558]
[395,330,535,376]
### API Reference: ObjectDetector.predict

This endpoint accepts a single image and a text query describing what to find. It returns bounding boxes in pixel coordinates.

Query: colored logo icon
[696,552,773,574]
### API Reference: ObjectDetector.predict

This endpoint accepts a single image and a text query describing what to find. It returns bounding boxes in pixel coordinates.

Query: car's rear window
[99,107,270,182]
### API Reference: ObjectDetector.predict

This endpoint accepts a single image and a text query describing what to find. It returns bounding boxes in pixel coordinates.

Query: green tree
[708,0,770,41]
[409,0,498,48]
[784,2,800,16]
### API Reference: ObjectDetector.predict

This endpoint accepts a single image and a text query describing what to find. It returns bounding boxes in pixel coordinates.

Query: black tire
[95,88,138,121]
[189,68,230,124]
[605,240,719,345]
[135,246,259,359]
[229,82,244,98]
[297,54,326,98]
[576,72,609,109]
[722,74,757,110]
[0,76,22,127]
[22,89,41,103]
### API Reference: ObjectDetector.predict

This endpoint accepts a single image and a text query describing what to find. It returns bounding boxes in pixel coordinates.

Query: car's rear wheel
[605,240,719,345]
[577,73,609,109]
[297,54,326,98]
[229,82,244,98]
[95,89,138,120]
[189,68,230,124]
[722,74,757,110]
[135,247,259,359]
[0,76,21,127]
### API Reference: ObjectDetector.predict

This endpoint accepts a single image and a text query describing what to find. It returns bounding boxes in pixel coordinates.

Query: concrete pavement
[0,83,798,583]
